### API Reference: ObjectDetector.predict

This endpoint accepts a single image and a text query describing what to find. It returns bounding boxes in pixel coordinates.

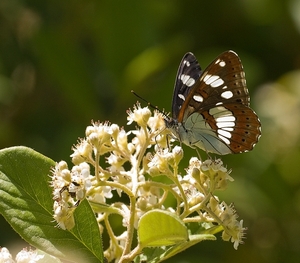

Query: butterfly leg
[194,147,203,162]
[165,133,180,152]
[188,138,214,161]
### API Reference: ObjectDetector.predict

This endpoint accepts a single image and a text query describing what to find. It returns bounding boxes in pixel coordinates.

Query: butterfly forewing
[166,50,261,155]
[177,51,250,122]
[172,52,202,118]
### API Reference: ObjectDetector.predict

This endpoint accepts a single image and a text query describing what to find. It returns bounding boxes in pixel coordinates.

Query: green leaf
[136,213,217,262]
[138,209,188,247]
[36,250,63,263]
[135,234,216,263]
[0,146,104,263]
[155,233,216,262]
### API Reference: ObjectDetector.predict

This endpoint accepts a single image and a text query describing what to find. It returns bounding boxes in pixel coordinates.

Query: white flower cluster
[50,103,246,262]
[0,247,44,263]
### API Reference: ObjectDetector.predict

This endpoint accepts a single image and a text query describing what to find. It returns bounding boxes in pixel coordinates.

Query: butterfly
[164,50,261,155]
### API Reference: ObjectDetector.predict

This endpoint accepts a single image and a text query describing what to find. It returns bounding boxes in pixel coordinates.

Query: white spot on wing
[180,74,195,87]
[218,134,230,145]
[193,95,203,102]
[209,106,226,116]
[204,74,218,85]
[218,129,232,139]
[216,115,236,122]
[215,59,226,67]
[203,74,224,87]
[178,94,185,101]
[219,60,226,67]
[186,78,195,87]
[221,90,233,99]
[216,114,236,129]
[183,60,190,67]
[216,121,235,128]
[222,127,234,131]
[210,78,224,88]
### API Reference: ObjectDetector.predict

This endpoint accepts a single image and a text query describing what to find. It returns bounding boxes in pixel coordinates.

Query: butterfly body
[165,51,261,155]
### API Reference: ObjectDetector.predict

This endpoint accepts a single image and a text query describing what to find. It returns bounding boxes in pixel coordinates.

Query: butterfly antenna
[131,90,168,117]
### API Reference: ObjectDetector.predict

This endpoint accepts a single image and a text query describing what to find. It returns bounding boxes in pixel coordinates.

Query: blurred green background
[1,0,300,262]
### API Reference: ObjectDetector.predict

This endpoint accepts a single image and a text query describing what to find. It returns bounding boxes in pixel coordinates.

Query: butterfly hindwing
[207,103,261,153]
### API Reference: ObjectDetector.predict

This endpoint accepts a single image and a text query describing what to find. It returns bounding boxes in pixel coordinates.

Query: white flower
[211,201,246,250]
[147,110,165,132]
[231,219,246,250]
[88,186,113,203]
[86,121,112,154]
[127,103,151,127]
[201,158,233,190]
[15,248,44,263]
[53,201,76,230]
[147,149,172,175]
[0,247,14,263]
[71,139,93,165]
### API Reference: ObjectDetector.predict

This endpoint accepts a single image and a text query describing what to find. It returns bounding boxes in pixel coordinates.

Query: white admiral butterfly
[164,51,261,155]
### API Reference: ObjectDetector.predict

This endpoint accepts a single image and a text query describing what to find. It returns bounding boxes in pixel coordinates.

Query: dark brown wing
[177,50,250,122]
[175,51,261,154]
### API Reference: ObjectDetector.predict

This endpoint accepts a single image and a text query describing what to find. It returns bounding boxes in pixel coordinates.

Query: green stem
[180,192,210,219]
[95,149,100,182]
[104,214,123,260]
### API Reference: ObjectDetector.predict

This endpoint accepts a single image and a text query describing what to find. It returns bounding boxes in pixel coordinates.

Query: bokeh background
[1,0,300,262]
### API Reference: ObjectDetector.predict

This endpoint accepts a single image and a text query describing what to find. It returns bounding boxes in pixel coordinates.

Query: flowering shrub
[0,103,246,263]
